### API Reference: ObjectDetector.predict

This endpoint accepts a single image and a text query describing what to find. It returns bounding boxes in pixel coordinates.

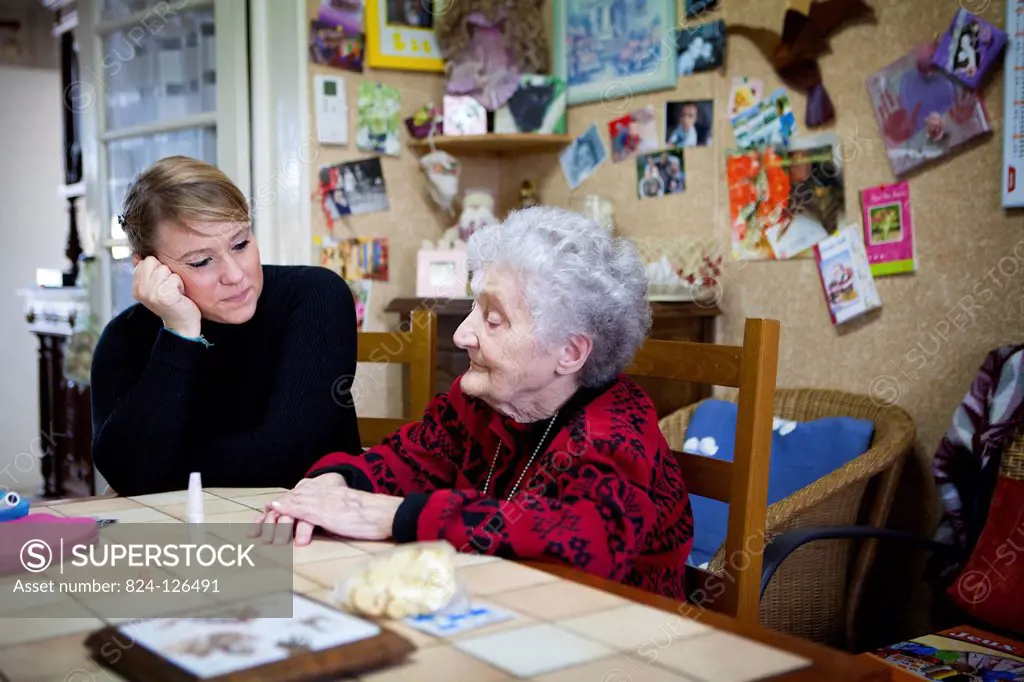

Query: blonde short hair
[119,156,249,257]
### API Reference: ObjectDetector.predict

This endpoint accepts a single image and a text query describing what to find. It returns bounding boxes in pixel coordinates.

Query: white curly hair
[465,206,651,387]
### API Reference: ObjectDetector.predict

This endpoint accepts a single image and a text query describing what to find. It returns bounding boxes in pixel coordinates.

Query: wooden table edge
[522,561,893,682]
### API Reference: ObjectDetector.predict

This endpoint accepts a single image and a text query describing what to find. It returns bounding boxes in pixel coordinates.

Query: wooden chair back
[625,317,780,625]
[355,309,438,448]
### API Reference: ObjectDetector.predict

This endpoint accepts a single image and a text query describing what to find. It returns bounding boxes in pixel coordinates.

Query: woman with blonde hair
[90,156,362,495]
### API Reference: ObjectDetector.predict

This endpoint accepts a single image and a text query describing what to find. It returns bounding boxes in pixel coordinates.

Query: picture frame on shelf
[365,0,444,72]
[416,249,470,299]
[553,0,677,106]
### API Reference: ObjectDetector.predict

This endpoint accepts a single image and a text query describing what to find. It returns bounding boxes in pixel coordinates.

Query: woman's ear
[131,253,141,267]
[557,333,593,376]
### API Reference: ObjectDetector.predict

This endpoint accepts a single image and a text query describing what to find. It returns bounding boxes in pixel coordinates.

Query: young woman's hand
[133,256,202,337]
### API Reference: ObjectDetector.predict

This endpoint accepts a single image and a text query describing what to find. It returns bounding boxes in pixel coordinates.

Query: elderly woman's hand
[251,473,347,545]
[259,484,403,546]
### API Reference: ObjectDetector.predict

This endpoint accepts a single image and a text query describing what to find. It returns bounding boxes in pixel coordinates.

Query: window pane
[101,0,160,22]
[101,7,215,131]
[106,127,217,239]
[110,252,136,317]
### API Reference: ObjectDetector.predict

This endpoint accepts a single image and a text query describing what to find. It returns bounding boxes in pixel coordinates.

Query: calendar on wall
[1003,0,1024,207]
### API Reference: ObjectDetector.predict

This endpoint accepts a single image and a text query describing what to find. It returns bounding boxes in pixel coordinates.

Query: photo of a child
[665,100,713,148]
[608,105,659,163]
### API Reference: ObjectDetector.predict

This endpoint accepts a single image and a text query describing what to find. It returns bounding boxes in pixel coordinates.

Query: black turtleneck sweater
[90,265,362,496]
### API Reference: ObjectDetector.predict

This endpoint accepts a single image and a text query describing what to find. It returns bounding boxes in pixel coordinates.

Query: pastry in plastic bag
[336,541,469,619]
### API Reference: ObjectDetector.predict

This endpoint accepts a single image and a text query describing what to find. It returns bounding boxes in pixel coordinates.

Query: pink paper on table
[0,513,99,576]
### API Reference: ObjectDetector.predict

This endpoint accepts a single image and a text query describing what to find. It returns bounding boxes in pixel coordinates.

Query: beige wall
[0,66,67,496]
[306,0,1023,640]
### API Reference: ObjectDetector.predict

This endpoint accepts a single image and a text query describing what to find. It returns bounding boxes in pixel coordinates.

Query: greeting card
[355,81,401,156]
[730,87,797,150]
[443,95,487,136]
[493,75,567,134]
[814,224,881,326]
[860,181,916,277]
[933,8,1006,90]
[728,76,764,118]
[866,43,991,177]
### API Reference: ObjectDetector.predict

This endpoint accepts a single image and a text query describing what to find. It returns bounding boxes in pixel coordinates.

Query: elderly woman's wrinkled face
[453,269,564,417]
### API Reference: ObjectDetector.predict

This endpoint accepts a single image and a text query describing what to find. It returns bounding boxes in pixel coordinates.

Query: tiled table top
[0,489,893,682]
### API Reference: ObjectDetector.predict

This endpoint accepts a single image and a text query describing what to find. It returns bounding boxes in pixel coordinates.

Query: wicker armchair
[658,388,916,650]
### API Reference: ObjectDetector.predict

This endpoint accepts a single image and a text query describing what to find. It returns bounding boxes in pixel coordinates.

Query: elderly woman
[260,206,694,599]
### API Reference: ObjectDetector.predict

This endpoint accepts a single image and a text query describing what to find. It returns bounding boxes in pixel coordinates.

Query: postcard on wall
[730,87,797,150]
[637,147,686,199]
[726,143,845,261]
[814,224,881,326]
[319,157,390,219]
[675,19,726,76]
[866,43,991,177]
[494,74,567,134]
[932,8,1007,90]
[608,105,660,163]
[728,76,764,118]
[356,81,401,156]
[349,279,373,332]
[560,124,607,190]
[308,0,365,73]
[860,181,916,276]
[338,237,389,282]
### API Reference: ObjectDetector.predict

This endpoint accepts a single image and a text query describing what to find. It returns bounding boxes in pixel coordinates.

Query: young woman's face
[155,220,264,324]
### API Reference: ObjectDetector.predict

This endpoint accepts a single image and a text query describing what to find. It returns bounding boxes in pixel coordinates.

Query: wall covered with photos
[303,0,1022,638]
[304,0,496,419]
[493,0,1021,639]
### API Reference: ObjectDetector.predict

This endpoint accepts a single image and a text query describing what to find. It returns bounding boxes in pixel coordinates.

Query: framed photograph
[553,0,677,106]
[416,249,469,299]
[365,0,443,72]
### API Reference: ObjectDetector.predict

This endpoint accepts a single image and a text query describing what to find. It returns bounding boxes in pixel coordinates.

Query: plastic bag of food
[335,541,471,619]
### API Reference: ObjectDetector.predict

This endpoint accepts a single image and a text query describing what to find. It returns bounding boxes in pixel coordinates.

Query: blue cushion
[681,399,875,567]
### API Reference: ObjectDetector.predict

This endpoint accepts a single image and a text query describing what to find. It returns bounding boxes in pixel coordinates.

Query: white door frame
[248,0,312,266]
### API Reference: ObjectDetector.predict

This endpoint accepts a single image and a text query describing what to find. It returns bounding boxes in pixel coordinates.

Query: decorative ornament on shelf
[405,102,442,139]
[520,179,540,209]
[729,0,877,127]
[455,188,498,243]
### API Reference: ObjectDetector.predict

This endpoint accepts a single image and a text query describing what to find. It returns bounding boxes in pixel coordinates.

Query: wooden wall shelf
[408,133,572,156]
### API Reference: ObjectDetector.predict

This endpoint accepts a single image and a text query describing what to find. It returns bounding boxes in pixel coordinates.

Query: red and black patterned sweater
[307,375,694,601]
